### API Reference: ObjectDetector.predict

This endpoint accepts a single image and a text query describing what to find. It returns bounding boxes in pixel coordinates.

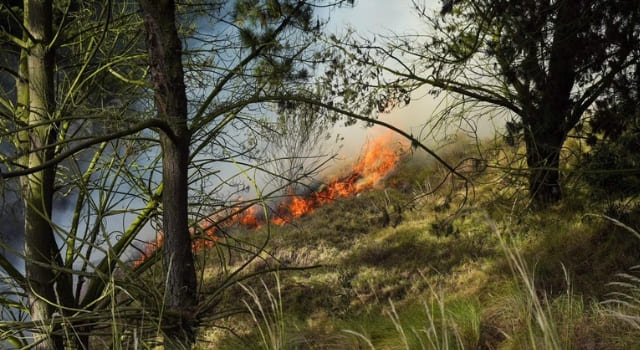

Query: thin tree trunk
[139,0,197,347]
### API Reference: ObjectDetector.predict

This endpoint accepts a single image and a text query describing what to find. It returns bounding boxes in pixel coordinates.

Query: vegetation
[197,139,640,349]
[0,0,639,349]
[325,0,640,204]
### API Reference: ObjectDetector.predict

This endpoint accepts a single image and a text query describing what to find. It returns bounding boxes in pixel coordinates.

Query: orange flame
[133,132,407,266]
[267,132,406,224]
[235,205,262,229]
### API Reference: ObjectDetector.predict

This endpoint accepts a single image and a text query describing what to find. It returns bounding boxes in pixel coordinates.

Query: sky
[325,0,431,34]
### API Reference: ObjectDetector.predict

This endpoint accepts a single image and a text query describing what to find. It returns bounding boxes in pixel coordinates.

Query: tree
[135,0,343,347]
[1,1,156,347]
[19,1,68,348]
[137,0,198,346]
[337,0,640,204]
[581,61,640,200]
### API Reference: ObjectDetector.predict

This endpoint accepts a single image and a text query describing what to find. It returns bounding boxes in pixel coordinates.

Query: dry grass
[143,137,640,349]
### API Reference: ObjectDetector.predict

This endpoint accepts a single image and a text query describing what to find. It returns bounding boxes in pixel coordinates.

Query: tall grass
[489,217,564,350]
[603,265,640,329]
[239,273,287,350]
[344,295,470,350]
[342,215,578,350]
[599,215,640,331]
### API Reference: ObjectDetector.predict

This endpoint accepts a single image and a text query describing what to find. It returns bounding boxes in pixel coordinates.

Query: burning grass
[133,133,408,267]
[193,137,640,350]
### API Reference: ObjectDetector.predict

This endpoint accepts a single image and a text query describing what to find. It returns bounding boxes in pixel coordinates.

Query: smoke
[132,131,409,265]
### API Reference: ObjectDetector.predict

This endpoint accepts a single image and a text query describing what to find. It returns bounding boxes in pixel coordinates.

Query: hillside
[193,138,640,350]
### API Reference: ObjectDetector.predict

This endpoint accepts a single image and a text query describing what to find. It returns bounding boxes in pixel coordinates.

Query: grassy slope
[194,138,640,350]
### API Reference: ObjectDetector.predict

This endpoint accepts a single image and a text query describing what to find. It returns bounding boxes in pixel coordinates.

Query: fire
[245,132,407,225]
[353,134,402,189]
[235,205,262,229]
[290,196,314,217]
[315,133,404,202]
[133,132,407,266]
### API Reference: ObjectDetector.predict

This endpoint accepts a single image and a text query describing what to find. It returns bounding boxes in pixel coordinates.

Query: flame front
[265,133,405,224]
[133,132,407,266]
[353,133,402,190]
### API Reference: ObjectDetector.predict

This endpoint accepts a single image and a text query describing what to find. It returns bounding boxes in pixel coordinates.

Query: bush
[581,130,640,199]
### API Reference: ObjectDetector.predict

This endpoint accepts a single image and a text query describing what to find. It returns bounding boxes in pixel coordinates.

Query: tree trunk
[522,0,578,205]
[21,0,66,348]
[523,126,564,204]
[139,0,198,347]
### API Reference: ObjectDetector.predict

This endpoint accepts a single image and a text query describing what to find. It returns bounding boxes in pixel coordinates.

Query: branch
[0,29,27,49]
[80,185,162,308]
[0,0,33,45]
[0,119,171,179]
[0,252,25,288]
[193,92,468,184]
[190,0,309,132]
[571,57,638,128]
[0,65,20,80]
[334,41,522,115]
[422,75,522,115]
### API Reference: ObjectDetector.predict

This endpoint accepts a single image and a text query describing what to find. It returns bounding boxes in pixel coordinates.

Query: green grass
[193,138,640,350]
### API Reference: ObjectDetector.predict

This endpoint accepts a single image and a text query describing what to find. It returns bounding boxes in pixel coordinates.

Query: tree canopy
[332,0,640,204]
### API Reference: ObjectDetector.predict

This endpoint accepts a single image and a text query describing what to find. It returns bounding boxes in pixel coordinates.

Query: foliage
[327,0,640,204]
[581,62,640,199]
[581,132,640,199]
[0,0,347,348]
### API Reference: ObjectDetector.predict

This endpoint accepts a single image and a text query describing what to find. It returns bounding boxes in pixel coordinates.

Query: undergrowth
[193,138,640,350]
[18,138,633,349]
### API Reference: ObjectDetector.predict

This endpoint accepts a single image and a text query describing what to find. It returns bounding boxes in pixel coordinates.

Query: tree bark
[21,0,68,348]
[139,0,197,347]
[523,127,564,204]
